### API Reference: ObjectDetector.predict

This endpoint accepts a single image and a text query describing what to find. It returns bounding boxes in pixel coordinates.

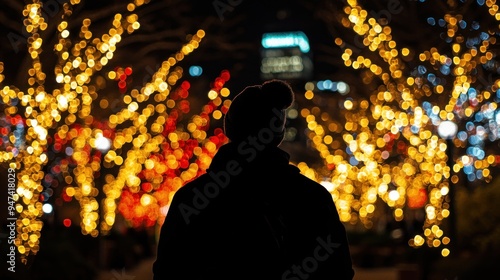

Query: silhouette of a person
[153,79,355,279]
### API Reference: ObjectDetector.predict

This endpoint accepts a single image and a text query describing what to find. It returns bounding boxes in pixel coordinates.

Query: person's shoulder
[286,164,332,196]
[172,173,211,198]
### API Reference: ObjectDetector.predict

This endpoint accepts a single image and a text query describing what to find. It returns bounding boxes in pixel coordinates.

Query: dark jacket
[153,142,355,279]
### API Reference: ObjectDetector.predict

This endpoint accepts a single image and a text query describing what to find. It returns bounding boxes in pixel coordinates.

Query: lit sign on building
[261,31,310,53]
[260,31,313,80]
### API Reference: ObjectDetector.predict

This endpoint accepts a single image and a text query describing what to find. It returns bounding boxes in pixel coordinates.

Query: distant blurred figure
[153,79,355,279]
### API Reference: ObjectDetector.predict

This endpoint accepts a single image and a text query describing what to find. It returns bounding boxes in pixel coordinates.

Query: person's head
[223,79,294,146]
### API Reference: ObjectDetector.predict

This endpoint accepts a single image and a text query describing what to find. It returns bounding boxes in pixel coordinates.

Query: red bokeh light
[63,219,72,227]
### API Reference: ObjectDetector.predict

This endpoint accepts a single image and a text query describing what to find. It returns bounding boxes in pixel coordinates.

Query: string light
[298,0,500,257]
[2,0,499,264]
[0,0,151,262]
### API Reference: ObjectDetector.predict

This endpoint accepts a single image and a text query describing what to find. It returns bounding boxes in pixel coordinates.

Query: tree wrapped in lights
[0,0,234,263]
[4,0,500,266]
[299,0,500,256]
[0,0,149,262]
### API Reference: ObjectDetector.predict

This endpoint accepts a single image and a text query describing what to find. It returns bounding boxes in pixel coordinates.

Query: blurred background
[1,0,500,279]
